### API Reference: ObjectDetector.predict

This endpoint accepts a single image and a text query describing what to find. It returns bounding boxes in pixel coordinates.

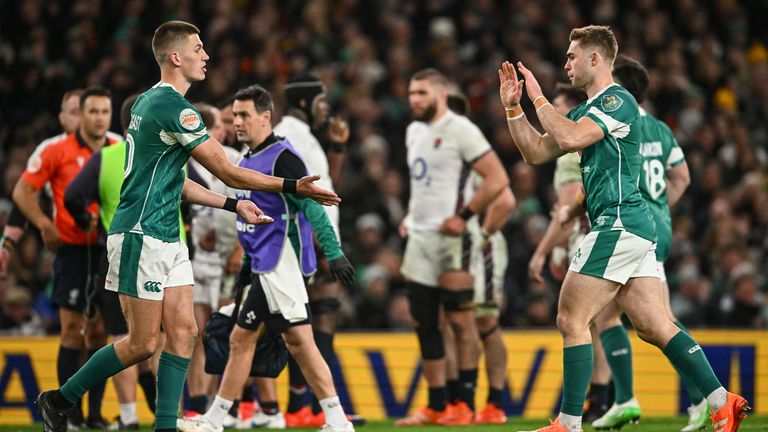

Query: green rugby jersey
[636,109,685,261]
[110,83,209,242]
[565,83,656,242]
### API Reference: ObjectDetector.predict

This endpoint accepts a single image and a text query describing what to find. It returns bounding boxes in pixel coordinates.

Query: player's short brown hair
[152,20,200,65]
[569,25,618,64]
[411,68,449,88]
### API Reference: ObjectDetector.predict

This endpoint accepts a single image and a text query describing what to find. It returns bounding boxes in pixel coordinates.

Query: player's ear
[169,51,182,67]
[591,51,600,67]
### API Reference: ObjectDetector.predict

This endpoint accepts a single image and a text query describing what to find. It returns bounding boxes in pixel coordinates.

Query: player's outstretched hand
[329,255,355,287]
[499,61,525,108]
[516,62,544,102]
[297,175,341,206]
[236,200,274,225]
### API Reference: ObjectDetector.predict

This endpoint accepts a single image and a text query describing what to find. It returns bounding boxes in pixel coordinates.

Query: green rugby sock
[663,331,721,399]
[60,344,125,403]
[155,352,191,430]
[561,344,593,416]
[600,325,634,404]
[673,322,705,404]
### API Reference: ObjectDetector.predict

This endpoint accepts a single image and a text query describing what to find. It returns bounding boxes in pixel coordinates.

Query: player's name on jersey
[128,113,142,131]
[639,141,663,157]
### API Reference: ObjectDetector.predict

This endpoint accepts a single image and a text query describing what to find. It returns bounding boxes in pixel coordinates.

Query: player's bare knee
[282,332,312,358]
[633,324,660,346]
[127,335,159,361]
[228,327,256,355]
[556,313,586,339]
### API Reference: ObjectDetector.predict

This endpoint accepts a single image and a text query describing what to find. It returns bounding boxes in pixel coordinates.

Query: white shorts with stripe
[568,229,658,285]
[467,222,508,317]
[400,230,466,287]
[105,232,194,301]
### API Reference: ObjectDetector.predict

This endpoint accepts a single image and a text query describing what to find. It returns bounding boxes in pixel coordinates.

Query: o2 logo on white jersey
[410,157,431,185]
[179,108,201,130]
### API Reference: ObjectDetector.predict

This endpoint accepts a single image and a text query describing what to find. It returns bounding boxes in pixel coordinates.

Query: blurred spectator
[0,285,46,336]
[719,265,767,328]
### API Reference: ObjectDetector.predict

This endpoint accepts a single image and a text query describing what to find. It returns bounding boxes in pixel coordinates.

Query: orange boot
[285,406,314,427]
[710,392,750,432]
[394,407,450,426]
[436,401,473,426]
[518,418,583,432]
[475,404,508,424]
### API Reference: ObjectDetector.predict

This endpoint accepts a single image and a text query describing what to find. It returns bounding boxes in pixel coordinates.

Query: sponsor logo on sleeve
[179,108,201,130]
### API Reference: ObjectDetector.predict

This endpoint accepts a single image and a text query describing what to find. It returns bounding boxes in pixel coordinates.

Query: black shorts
[52,244,105,316]
[87,248,129,336]
[236,273,311,334]
[100,289,128,335]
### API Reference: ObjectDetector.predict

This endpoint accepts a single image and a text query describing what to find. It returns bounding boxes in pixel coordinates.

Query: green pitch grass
[2,417,768,431]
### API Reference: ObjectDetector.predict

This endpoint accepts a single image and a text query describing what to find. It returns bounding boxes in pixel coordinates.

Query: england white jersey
[274,115,333,192]
[405,110,491,232]
[274,114,339,235]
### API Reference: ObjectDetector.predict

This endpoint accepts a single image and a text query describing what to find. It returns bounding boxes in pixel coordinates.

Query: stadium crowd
[1,0,768,335]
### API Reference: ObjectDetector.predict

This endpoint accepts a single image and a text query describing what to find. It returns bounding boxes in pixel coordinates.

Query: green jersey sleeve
[286,194,344,261]
[662,123,686,169]
[584,90,638,140]
[155,95,210,152]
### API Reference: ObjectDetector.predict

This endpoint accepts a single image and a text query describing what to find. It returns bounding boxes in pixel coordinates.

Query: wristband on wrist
[505,105,524,119]
[534,96,551,111]
[459,207,475,221]
[223,197,238,213]
[329,142,346,153]
[282,179,297,194]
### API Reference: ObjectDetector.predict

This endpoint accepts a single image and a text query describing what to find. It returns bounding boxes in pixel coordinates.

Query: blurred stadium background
[1,0,768,425]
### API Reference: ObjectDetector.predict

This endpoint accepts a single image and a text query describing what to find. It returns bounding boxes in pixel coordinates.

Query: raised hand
[236,200,274,225]
[328,117,350,145]
[499,61,525,108]
[296,175,342,206]
[516,61,544,102]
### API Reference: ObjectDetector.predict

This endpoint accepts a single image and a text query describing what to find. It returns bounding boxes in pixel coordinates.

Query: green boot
[680,399,709,431]
[591,398,642,430]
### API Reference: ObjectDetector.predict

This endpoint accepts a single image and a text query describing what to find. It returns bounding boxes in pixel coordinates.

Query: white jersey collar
[587,82,619,104]
[428,110,455,128]
[154,81,182,95]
